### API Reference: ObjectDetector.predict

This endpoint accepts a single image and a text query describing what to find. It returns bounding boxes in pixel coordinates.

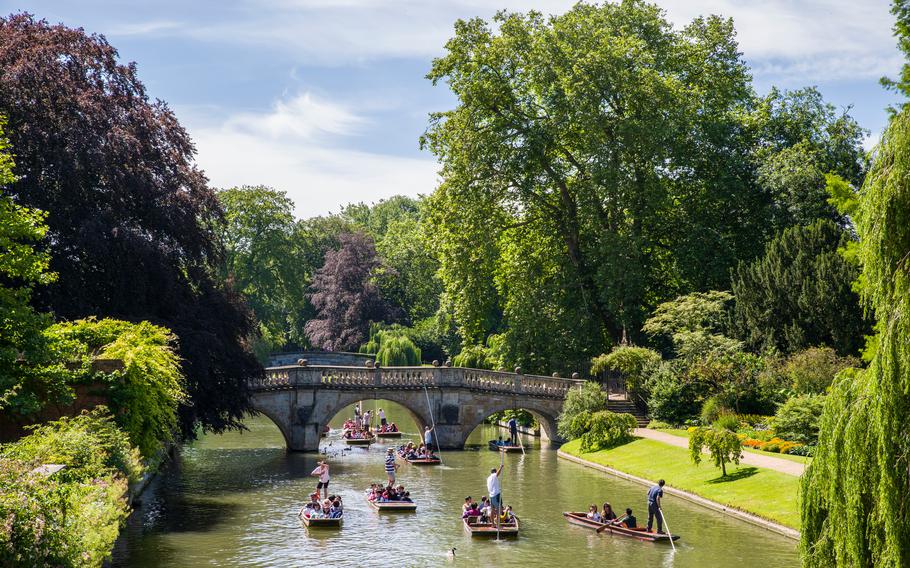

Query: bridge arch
[310,391,435,440]
[457,398,561,449]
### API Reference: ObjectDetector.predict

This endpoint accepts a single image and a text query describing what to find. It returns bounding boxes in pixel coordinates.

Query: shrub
[782,347,859,395]
[359,325,422,366]
[700,396,729,425]
[689,425,743,476]
[645,362,701,424]
[590,346,661,399]
[0,408,137,567]
[578,411,638,452]
[452,344,496,369]
[713,414,741,432]
[557,381,607,439]
[646,420,676,430]
[773,394,826,444]
[46,318,185,457]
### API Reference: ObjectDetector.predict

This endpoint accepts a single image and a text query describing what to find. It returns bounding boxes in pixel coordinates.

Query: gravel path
[633,428,806,477]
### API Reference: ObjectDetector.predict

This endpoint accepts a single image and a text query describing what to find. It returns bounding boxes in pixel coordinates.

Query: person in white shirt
[379,408,387,427]
[311,461,330,500]
[487,459,504,526]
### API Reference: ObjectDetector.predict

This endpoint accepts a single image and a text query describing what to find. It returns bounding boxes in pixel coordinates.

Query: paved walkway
[633,428,806,477]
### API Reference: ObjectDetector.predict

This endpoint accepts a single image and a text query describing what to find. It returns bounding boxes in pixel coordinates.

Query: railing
[250,365,583,399]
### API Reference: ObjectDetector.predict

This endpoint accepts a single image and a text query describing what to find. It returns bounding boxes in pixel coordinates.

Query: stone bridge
[248,365,585,451]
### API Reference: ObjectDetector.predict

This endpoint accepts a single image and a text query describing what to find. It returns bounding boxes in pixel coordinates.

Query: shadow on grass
[706,466,759,484]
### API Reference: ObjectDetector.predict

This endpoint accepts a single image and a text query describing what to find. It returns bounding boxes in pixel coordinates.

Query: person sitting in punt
[613,508,637,529]
[479,497,492,523]
[462,496,473,517]
[495,435,505,446]
[390,422,398,432]
[500,505,515,524]
[586,504,601,522]
[602,502,617,521]
[329,496,343,518]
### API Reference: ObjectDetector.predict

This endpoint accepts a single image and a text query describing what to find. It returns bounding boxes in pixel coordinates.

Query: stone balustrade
[249,365,582,399]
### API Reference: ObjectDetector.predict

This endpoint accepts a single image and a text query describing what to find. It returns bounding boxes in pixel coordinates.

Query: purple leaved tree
[304,232,393,351]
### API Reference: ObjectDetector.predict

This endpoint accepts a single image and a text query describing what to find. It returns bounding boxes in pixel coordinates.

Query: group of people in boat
[299,492,344,520]
[461,496,515,524]
[376,422,399,433]
[584,479,667,533]
[366,483,413,503]
[490,435,518,448]
[343,426,373,439]
[397,442,437,460]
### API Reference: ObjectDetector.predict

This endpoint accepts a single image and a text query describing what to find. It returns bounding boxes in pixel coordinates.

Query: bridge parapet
[252,365,583,399]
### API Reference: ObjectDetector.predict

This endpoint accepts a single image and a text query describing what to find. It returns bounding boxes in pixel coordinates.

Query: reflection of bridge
[249,365,584,451]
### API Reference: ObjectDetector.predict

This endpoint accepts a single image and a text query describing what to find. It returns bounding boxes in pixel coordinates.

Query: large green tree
[732,220,869,356]
[800,106,910,568]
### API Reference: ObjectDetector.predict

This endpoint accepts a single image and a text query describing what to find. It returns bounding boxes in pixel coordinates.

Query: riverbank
[558,438,800,537]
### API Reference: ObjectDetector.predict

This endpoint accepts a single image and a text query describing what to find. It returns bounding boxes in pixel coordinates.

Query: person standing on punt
[385,448,399,486]
[424,425,435,448]
[507,417,518,446]
[379,408,387,428]
[487,455,504,526]
[311,460,330,500]
[647,479,665,533]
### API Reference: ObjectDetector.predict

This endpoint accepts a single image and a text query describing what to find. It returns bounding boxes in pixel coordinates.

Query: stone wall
[268,351,374,367]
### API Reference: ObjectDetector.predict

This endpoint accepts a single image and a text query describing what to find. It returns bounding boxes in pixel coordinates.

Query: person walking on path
[311,460,330,500]
[487,455,504,527]
[507,417,518,445]
[385,448,398,485]
[647,479,665,533]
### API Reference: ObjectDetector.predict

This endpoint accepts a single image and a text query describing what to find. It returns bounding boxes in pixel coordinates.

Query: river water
[111,401,799,568]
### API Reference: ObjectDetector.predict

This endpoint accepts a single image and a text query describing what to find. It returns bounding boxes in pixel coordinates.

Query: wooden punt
[368,498,417,512]
[463,516,520,537]
[376,431,402,438]
[488,440,524,452]
[302,514,343,528]
[344,435,374,446]
[405,457,441,466]
[563,512,680,543]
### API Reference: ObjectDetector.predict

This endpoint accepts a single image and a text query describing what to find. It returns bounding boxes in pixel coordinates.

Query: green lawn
[560,437,800,529]
[652,428,812,465]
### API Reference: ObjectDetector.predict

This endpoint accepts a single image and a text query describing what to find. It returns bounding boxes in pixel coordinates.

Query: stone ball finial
[444,359,452,367]
[514,366,522,374]
[432,360,440,367]
[297,358,308,367]
[571,372,580,380]
[552,372,559,378]
[366,360,374,368]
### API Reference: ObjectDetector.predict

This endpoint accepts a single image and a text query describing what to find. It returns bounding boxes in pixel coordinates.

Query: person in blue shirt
[647,479,665,533]
[507,417,518,445]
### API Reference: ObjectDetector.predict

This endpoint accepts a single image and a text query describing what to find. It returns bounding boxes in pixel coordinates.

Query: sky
[2,0,904,217]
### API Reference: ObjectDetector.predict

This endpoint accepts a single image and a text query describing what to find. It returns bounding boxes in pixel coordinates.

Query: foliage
[0,408,136,567]
[0,13,261,437]
[359,325,422,366]
[557,381,607,439]
[732,220,869,356]
[1,407,142,484]
[700,396,730,426]
[574,410,637,452]
[645,362,702,425]
[772,395,825,446]
[218,186,303,357]
[781,347,859,395]
[590,346,661,399]
[713,414,740,433]
[800,105,910,567]
[305,232,392,351]
[46,318,185,457]
[643,291,740,358]
[452,344,497,370]
[882,0,910,110]
[689,425,743,476]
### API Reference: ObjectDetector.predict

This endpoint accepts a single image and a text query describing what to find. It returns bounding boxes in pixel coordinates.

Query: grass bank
[652,428,812,465]
[560,437,800,529]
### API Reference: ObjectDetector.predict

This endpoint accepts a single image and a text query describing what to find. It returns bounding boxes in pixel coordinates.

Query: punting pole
[659,507,676,551]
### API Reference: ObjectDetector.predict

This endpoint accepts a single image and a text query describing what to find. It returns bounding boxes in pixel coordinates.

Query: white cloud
[110,0,901,82]
[183,93,439,217]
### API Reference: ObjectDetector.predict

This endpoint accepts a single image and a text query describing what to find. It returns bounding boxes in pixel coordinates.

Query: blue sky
[3,0,903,217]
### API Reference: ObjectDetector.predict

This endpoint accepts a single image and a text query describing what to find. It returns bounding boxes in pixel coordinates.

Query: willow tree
[799,109,910,567]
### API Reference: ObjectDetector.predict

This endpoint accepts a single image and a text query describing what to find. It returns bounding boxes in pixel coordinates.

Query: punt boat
[368,498,417,512]
[301,514,343,528]
[344,434,374,446]
[376,430,402,438]
[405,457,441,465]
[563,512,680,543]
[488,440,523,452]
[463,516,520,537]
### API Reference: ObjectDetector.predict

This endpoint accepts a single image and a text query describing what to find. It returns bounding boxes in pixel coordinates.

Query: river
[111,401,800,567]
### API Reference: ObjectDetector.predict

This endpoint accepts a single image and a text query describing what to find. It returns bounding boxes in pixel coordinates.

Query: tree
[0,14,261,436]
[643,291,741,359]
[304,232,391,351]
[423,2,762,349]
[218,185,304,357]
[732,220,870,356]
[799,105,910,568]
[590,346,661,402]
[689,425,743,477]
[557,381,607,439]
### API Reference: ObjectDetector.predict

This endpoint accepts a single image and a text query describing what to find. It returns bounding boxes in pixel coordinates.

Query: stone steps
[605,400,649,427]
